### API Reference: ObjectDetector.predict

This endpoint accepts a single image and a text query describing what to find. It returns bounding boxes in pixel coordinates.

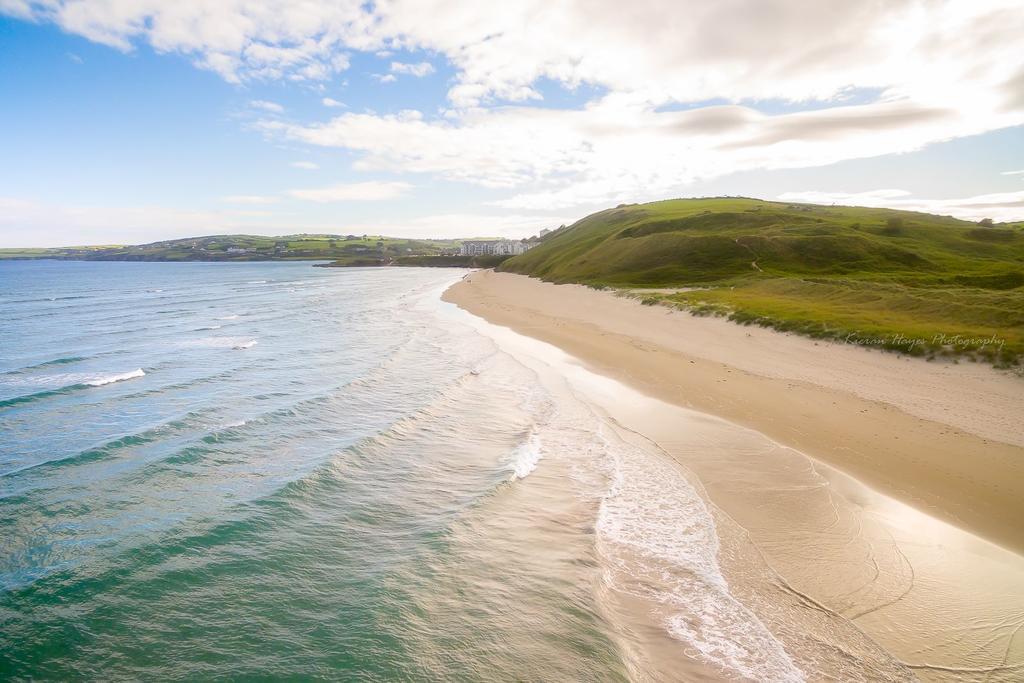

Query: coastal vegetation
[0,234,519,269]
[392,254,510,268]
[500,198,1024,366]
[0,234,461,264]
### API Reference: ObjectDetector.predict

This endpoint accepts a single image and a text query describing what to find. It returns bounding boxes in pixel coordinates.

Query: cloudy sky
[1,0,1023,247]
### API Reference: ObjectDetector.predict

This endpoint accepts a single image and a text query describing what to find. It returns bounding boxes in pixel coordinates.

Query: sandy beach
[444,270,1024,552]
[444,269,1024,681]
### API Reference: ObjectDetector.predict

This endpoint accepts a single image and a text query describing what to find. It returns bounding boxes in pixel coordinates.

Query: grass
[664,278,1023,365]
[0,245,124,259]
[501,197,1024,366]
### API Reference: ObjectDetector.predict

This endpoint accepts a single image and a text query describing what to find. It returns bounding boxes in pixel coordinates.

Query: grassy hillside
[0,234,460,263]
[501,198,1024,366]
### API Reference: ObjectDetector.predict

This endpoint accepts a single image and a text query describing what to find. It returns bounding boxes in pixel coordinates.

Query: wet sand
[443,270,1024,681]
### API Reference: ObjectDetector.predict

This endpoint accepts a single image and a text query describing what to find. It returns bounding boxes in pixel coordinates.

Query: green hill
[0,234,461,264]
[501,198,1024,366]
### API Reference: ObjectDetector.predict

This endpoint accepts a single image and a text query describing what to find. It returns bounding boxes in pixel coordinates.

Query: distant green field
[0,234,463,263]
[501,198,1024,366]
[0,245,124,259]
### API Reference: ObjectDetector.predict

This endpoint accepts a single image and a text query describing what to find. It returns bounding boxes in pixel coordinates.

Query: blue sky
[1,2,1022,247]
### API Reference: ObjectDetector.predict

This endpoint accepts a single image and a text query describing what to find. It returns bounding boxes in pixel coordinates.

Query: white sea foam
[86,368,146,387]
[217,314,240,320]
[194,325,222,331]
[592,424,805,682]
[450,283,805,679]
[595,427,723,586]
[233,340,257,350]
[509,432,543,479]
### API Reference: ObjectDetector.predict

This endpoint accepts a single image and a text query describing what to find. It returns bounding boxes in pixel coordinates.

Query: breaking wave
[509,431,543,480]
[593,423,805,682]
[0,368,147,408]
[86,368,146,387]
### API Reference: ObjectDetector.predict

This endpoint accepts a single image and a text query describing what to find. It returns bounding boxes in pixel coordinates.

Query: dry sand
[443,270,1024,554]
[443,269,1024,681]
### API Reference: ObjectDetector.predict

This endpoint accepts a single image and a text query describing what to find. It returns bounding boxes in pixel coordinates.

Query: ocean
[1,260,911,681]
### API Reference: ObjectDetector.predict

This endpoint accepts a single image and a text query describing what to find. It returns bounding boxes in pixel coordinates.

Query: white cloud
[290,161,319,170]
[341,212,572,239]
[5,2,362,82]
[322,97,345,108]
[287,181,412,202]
[378,1,1024,110]
[0,1,29,19]
[777,189,1024,222]
[9,1,1022,108]
[372,73,397,83]
[221,195,279,204]
[5,1,1024,219]
[267,97,1022,210]
[0,197,271,247]
[0,197,34,211]
[390,61,434,77]
[0,196,566,246]
[1002,169,1024,176]
[249,99,284,114]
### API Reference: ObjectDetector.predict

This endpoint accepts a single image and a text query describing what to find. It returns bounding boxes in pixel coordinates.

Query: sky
[1,0,1023,248]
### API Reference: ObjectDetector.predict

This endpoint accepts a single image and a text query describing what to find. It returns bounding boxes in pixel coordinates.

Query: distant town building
[539,228,551,237]
[226,247,249,254]
[460,239,535,256]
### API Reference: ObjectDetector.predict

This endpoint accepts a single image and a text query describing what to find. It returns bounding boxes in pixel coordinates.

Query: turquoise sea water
[0,261,632,680]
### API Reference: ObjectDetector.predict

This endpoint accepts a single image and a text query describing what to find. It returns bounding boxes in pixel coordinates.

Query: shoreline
[443,270,1024,555]
[443,269,1024,679]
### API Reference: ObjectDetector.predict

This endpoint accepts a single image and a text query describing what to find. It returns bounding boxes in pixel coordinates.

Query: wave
[2,356,88,375]
[112,341,466,483]
[5,294,92,304]
[193,325,222,331]
[0,387,70,410]
[0,368,147,409]
[592,424,805,682]
[217,314,240,320]
[0,407,250,480]
[86,369,146,387]
[233,340,257,350]
[2,431,158,479]
[509,431,543,480]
